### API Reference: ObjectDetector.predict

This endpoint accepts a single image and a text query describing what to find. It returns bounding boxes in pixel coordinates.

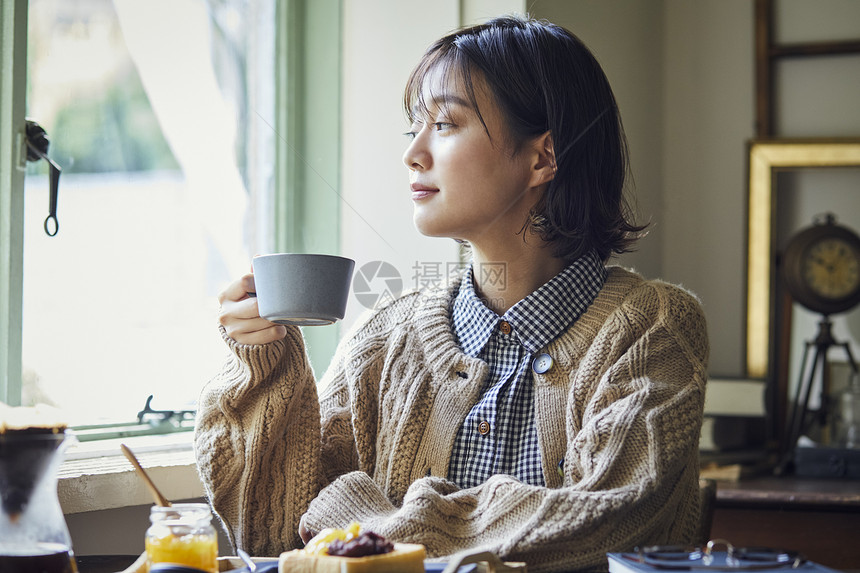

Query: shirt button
[478,420,491,435]
[499,321,512,335]
[532,353,553,374]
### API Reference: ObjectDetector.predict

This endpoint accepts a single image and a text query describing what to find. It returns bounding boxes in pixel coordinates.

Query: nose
[402,128,430,171]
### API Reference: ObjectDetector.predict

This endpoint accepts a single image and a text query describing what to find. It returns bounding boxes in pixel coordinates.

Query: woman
[196,14,709,572]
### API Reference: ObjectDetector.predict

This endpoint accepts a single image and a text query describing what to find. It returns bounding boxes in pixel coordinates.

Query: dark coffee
[0,429,66,518]
[0,543,77,573]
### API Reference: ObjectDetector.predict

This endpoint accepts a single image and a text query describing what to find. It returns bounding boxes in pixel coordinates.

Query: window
[19,0,265,425]
[18,0,273,426]
[1,0,342,431]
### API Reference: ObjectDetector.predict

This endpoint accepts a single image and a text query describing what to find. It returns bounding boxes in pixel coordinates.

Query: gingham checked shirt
[448,250,607,488]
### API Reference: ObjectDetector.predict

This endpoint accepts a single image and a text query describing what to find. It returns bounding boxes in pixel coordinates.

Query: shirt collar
[452,250,607,356]
[451,266,498,356]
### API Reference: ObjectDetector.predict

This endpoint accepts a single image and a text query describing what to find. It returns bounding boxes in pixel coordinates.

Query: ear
[527,131,556,188]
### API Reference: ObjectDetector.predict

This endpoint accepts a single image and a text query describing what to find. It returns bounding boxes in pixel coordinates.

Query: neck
[469,238,566,315]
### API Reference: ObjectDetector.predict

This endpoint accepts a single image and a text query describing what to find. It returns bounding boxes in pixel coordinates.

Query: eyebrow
[411,93,472,118]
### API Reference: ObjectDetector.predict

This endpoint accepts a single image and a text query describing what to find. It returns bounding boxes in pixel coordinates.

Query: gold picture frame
[746,139,860,380]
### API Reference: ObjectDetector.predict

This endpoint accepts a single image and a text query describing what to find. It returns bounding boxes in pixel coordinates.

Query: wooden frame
[746,139,860,381]
[754,0,860,137]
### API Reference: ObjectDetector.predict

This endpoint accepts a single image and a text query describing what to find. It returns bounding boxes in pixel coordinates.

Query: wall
[531,0,665,282]
[338,0,460,330]
[661,1,757,376]
[339,0,526,331]
[66,498,230,558]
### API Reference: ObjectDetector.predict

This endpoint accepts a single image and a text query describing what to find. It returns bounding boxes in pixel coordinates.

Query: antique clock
[781,213,860,317]
[778,213,860,474]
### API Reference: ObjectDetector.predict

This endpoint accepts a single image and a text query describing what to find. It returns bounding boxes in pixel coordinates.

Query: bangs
[403,42,482,126]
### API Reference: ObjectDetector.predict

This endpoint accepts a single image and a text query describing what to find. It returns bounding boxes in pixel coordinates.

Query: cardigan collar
[411,266,640,387]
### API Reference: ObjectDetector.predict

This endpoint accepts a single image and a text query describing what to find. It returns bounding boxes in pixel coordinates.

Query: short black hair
[404,14,646,261]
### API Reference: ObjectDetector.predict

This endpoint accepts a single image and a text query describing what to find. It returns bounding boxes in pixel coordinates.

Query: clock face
[782,218,860,316]
[801,237,860,300]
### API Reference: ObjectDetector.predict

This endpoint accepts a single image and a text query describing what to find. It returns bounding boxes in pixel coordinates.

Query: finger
[218,273,256,305]
[226,323,287,346]
[298,518,314,545]
[219,296,263,321]
[220,313,277,336]
[219,301,282,335]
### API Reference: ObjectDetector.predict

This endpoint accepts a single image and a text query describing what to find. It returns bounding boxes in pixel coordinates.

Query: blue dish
[424,563,478,573]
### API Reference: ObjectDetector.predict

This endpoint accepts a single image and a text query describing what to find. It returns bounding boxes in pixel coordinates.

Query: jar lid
[149,502,212,524]
[150,502,211,514]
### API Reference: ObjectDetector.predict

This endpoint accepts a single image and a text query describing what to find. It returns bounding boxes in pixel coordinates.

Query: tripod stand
[778,315,860,474]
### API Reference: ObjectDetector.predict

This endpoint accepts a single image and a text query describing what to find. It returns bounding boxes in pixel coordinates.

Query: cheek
[445,145,503,184]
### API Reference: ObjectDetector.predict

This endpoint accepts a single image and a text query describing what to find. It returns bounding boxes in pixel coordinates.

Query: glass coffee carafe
[0,428,78,573]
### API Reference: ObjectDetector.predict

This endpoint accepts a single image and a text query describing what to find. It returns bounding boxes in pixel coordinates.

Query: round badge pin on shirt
[532,353,553,374]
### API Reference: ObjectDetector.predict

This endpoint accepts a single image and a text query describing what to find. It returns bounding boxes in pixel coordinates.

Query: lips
[410,183,438,200]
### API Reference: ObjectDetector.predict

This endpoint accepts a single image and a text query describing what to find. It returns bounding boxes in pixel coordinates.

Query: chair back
[697,478,717,545]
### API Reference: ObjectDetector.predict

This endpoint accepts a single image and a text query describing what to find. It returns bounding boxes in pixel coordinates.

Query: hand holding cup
[218,254,355,345]
[217,272,287,345]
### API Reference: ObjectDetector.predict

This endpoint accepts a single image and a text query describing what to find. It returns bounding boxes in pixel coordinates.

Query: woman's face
[402,70,543,248]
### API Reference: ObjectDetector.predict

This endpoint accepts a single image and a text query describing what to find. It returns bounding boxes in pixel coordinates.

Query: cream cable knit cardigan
[194,266,709,572]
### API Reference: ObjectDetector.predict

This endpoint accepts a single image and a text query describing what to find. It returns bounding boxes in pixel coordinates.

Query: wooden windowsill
[58,433,205,514]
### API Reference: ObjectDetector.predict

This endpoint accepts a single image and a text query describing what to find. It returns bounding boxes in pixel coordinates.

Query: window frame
[278,0,343,374]
[0,0,27,406]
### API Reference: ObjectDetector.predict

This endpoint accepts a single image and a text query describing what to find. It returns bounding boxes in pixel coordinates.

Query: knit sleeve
[314,315,392,484]
[299,282,709,572]
[194,326,324,556]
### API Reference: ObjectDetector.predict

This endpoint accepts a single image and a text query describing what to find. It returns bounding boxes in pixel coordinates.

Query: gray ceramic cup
[253,253,355,326]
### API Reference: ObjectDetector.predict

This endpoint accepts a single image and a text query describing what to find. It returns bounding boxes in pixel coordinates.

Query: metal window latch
[24,119,62,236]
[136,395,196,427]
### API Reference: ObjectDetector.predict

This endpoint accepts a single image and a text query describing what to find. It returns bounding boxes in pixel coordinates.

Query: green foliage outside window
[28,63,178,175]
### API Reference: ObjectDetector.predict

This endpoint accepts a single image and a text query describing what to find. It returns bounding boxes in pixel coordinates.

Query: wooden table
[77,479,860,572]
[711,476,860,570]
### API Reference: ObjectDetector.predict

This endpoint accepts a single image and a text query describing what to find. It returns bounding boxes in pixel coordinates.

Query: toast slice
[278,542,425,573]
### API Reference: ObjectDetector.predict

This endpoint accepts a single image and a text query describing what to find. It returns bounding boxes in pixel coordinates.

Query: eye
[433,122,453,131]
[403,121,423,141]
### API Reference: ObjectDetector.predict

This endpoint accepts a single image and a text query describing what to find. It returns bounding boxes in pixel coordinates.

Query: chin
[413,210,471,241]
[412,214,447,238]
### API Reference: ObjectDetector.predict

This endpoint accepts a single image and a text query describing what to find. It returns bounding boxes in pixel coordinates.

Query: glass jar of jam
[145,503,218,573]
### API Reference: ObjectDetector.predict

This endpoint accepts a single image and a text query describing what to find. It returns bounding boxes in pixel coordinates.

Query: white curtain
[113,0,250,277]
